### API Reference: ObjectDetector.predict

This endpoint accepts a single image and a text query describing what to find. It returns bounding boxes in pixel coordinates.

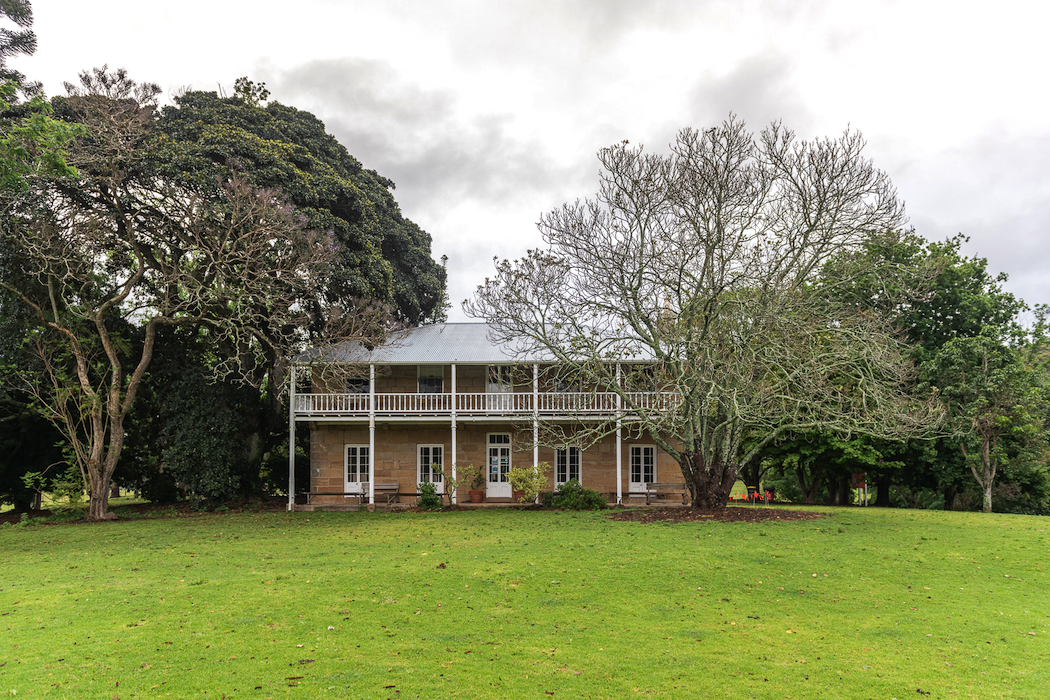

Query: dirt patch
[607,506,830,524]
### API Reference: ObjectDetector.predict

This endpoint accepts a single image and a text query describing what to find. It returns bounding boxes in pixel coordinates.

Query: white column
[451,363,457,505]
[533,364,540,504]
[616,363,622,505]
[533,364,539,466]
[368,363,375,505]
[287,364,296,512]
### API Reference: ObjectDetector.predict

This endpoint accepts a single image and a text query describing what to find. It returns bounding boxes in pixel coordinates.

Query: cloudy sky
[18,0,1050,321]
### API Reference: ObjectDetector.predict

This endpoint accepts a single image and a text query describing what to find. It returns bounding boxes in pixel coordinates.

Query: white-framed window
[345,445,370,484]
[488,433,511,484]
[346,377,369,394]
[630,445,655,488]
[417,365,443,394]
[418,444,444,493]
[556,446,581,485]
[487,364,513,388]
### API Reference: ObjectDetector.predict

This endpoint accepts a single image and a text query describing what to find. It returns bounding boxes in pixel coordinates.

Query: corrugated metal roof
[300,323,553,364]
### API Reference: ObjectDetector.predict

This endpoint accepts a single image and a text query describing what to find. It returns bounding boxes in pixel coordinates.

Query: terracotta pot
[512,489,526,502]
[468,490,484,504]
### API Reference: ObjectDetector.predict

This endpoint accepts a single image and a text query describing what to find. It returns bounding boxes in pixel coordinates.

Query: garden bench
[306,482,404,505]
[373,482,401,504]
[643,482,688,505]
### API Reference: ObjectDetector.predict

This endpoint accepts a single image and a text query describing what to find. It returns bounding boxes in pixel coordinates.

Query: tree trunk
[837,478,851,505]
[942,484,957,511]
[796,461,823,504]
[86,458,119,521]
[874,480,891,507]
[681,452,736,509]
[963,441,995,513]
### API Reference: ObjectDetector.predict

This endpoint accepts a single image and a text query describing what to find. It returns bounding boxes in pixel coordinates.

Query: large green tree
[0,2,91,510]
[1,68,352,519]
[925,329,1047,512]
[813,233,1037,509]
[112,80,447,504]
[152,82,446,325]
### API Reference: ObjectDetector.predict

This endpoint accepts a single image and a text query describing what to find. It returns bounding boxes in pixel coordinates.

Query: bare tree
[0,70,374,519]
[467,117,941,508]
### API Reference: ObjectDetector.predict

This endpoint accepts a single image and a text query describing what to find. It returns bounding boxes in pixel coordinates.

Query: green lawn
[1,506,1047,698]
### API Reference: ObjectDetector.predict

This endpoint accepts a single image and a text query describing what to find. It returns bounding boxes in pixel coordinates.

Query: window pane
[347,446,370,483]
[418,365,444,394]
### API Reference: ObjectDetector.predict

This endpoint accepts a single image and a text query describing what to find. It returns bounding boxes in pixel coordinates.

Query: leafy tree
[0,3,86,509]
[925,328,1047,512]
[0,68,353,520]
[152,82,447,325]
[760,433,889,505]
[818,233,1035,508]
[111,80,447,502]
[468,117,941,508]
[0,0,39,97]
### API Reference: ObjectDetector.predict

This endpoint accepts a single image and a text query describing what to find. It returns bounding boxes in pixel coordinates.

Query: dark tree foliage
[151,86,447,325]
[0,205,63,509]
[118,326,300,505]
[761,232,1047,510]
[108,81,447,504]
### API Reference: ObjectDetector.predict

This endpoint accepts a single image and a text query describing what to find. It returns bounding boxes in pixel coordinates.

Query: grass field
[1,506,1047,698]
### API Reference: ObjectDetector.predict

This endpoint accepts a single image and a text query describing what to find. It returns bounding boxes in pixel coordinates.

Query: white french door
[345,445,370,496]
[556,446,581,485]
[629,445,655,493]
[418,444,444,494]
[486,433,512,498]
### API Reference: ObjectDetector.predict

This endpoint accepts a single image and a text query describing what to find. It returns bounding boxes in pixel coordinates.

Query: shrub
[552,479,606,510]
[417,482,443,509]
[507,462,552,503]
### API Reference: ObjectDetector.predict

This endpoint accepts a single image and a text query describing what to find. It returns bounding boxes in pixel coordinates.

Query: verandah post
[368,363,375,506]
[288,364,296,511]
[533,363,539,503]
[451,363,457,504]
[616,363,622,505]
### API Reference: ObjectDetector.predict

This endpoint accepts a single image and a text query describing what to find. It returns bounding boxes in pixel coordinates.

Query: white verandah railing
[294,391,677,417]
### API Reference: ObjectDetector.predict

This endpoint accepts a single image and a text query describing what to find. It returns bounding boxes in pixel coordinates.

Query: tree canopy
[468,117,942,508]
[0,61,450,513]
[151,86,446,324]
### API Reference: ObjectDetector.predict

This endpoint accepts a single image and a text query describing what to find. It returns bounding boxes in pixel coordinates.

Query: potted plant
[432,463,485,506]
[507,462,552,504]
[465,464,486,503]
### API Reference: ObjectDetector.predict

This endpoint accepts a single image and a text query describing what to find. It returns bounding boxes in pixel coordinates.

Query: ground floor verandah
[293,418,685,510]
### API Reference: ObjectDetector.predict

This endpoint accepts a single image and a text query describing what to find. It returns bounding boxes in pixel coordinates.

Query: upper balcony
[293,390,677,419]
[292,322,668,421]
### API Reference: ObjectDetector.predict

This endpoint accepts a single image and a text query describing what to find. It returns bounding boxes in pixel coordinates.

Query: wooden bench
[307,482,402,505]
[373,482,401,505]
[643,482,688,505]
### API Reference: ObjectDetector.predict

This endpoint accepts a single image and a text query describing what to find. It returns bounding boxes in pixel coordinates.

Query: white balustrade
[295,391,678,417]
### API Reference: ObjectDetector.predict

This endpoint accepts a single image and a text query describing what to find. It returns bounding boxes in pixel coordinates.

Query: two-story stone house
[287,323,679,509]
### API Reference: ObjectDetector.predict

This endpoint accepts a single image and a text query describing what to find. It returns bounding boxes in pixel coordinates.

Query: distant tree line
[754,233,1049,514]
